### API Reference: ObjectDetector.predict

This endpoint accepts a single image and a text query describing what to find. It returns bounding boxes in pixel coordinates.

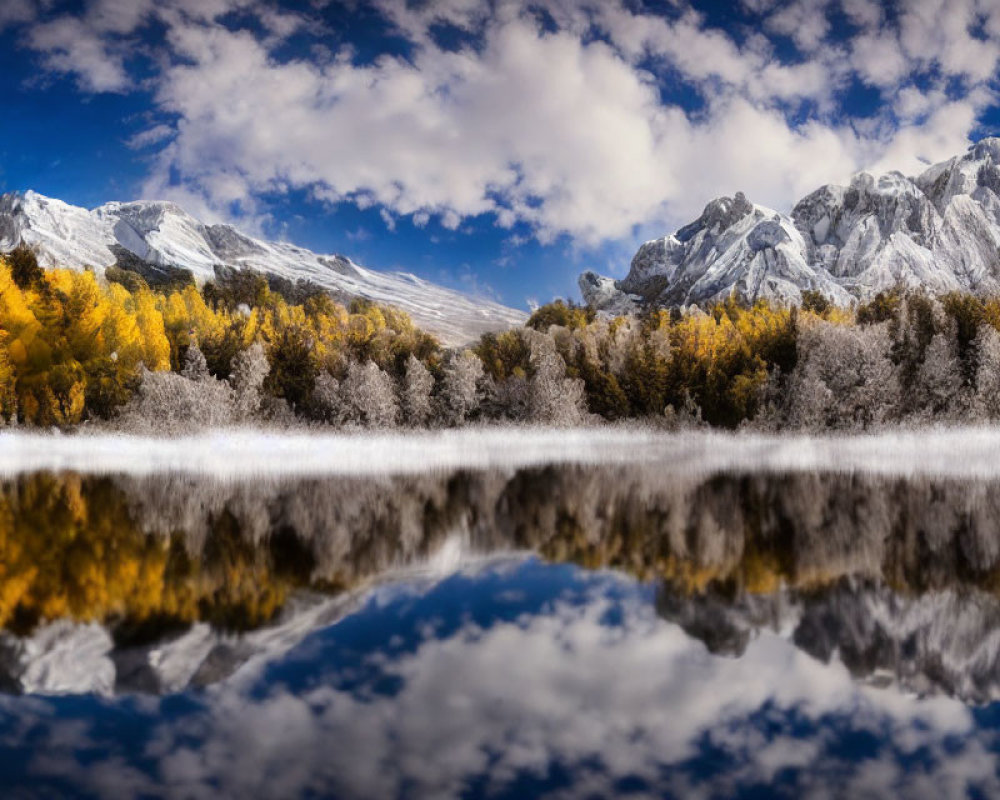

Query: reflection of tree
[498,468,1000,597]
[7,467,1000,643]
[0,474,293,636]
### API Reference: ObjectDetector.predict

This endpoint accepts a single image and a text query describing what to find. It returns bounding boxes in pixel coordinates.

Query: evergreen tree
[974,324,1000,420]
[402,354,434,427]
[438,350,484,425]
[8,245,43,290]
[230,342,269,420]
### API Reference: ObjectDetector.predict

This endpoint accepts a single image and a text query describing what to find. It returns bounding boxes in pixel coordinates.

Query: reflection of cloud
[161,586,995,798]
[3,569,993,799]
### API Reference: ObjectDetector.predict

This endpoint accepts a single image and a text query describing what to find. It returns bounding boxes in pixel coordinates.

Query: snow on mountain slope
[0,191,526,346]
[582,138,1000,311]
[592,191,853,309]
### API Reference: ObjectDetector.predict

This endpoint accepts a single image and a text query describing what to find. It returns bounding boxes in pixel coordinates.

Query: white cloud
[898,0,1000,83]
[840,0,884,29]
[138,16,680,243]
[0,0,38,30]
[765,0,832,52]
[28,16,134,92]
[379,207,396,231]
[125,123,174,150]
[10,0,1000,248]
[851,30,910,87]
[869,93,989,177]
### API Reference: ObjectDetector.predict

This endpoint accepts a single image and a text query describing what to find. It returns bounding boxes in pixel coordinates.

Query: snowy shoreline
[1,425,999,479]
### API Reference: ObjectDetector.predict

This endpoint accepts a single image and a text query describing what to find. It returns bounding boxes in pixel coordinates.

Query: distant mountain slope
[582,138,1000,311]
[0,191,526,345]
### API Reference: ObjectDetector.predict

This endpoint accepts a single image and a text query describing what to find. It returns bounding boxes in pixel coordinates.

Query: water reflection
[2,466,1000,796]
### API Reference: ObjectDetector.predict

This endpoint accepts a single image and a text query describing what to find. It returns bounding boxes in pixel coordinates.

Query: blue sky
[0,0,998,310]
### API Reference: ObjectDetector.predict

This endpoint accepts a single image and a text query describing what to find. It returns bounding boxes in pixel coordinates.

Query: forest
[3,244,1000,432]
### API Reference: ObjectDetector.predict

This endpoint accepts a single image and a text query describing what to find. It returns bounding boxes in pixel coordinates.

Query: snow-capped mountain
[582,138,1000,311]
[0,191,526,345]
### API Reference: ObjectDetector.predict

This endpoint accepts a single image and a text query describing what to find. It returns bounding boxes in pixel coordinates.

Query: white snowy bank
[1,426,1000,479]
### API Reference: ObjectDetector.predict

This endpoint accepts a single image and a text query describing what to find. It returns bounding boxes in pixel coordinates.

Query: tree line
[5,244,1000,432]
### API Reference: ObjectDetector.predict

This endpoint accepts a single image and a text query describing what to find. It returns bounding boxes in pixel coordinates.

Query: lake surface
[3,430,1000,798]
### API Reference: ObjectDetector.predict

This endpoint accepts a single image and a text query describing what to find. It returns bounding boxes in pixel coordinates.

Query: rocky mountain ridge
[582,138,1000,311]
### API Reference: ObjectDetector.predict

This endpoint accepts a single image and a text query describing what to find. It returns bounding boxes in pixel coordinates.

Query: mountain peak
[0,190,526,345]
[584,141,1000,311]
[969,136,1000,162]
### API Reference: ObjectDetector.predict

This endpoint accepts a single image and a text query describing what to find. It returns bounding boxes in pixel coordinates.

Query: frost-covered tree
[230,342,269,420]
[784,369,834,431]
[913,324,965,419]
[339,360,399,428]
[974,324,1000,420]
[312,372,343,425]
[606,316,640,379]
[401,354,434,427]
[438,350,484,425]
[117,367,235,433]
[488,374,530,421]
[784,321,898,430]
[526,334,588,426]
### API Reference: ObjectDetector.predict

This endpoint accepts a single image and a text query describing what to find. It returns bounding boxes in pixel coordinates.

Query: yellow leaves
[131,290,171,371]
[7,338,27,366]
[0,253,428,425]
[348,313,376,345]
[0,263,182,424]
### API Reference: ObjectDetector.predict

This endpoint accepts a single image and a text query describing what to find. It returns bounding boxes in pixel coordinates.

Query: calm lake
[2,429,1000,798]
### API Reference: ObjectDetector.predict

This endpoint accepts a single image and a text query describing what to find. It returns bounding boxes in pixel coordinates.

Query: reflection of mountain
[655,579,1000,704]
[2,554,516,697]
[6,466,1000,699]
[1,561,994,800]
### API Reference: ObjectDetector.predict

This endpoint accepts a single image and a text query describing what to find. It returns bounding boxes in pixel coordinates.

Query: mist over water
[3,435,1000,797]
[7,426,1000,478]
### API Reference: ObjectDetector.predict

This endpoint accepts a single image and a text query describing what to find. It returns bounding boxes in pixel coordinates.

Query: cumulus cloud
[0,0,38,30]
[27,15,135,92]
[9,0,1000,246]
[125,123,175,150]
[765,0,832,52]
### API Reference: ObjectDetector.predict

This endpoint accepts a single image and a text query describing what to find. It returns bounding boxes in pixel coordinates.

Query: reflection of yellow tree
[0,474,295,634]
[7,466,1000,637]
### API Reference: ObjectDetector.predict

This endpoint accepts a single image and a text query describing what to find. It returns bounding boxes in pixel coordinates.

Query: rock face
[0,191,526,345]
[582,138,1000,311]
